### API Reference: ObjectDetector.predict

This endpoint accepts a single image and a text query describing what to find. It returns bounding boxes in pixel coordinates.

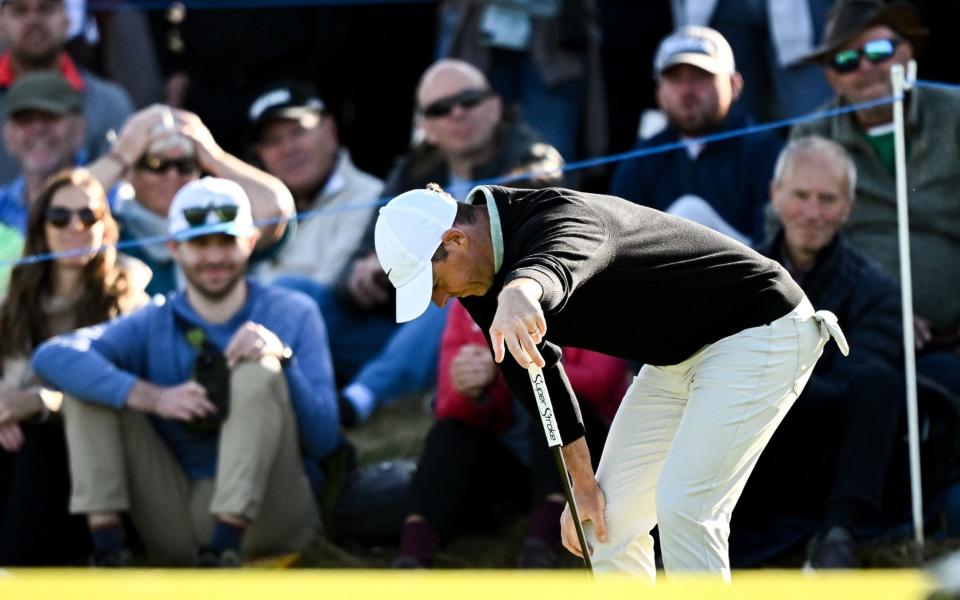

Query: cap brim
[659,54,731,76]
[6,100,74,119]
[395,262,434,323]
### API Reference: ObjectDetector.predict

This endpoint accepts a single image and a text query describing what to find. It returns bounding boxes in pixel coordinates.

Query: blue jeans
[275,276,449,409]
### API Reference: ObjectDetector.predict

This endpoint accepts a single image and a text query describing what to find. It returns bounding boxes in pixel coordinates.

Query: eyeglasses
[182,203,239,227]
[421,88,495,119]
[46,206,101,229]
[136,155,199,176]
[828,38,899,74]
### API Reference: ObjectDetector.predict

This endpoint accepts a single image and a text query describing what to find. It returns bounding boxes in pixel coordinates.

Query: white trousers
[589,297,841,581]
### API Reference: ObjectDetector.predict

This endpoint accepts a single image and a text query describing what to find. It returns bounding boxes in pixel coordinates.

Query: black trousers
[0,421,90,565]
[733,362,904,530]
[408,404,608,543]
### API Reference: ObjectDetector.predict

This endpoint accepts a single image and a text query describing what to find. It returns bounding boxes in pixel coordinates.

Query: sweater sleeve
[461,297,585,445]
[31,306,153,408]
[282,300,341,460]
[503,189,611,314]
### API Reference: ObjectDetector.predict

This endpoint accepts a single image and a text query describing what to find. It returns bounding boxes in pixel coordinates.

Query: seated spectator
[0,168,148,565]
[393,300,630,568]
[0,0,133,185]
[611,25,782,245]
[730,137,903,569]
[0,72,84,288]
[280,59,563,428]
[247,81,383,284]
[32,177,339,566]
[86,104,295,295]
[790,0,960,398]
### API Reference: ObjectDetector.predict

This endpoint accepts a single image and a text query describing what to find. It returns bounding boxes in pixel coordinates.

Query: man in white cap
[374,183,848,580]
[611,25,783,246]
[33,177,340,567]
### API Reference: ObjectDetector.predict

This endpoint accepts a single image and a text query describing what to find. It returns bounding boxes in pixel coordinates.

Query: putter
[527,364,594,572]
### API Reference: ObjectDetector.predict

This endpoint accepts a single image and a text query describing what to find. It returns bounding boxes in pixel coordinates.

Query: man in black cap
[248,81,383,285]
[792,0,960,399]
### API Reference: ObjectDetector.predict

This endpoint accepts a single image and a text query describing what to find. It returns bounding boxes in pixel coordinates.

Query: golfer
[374,184,847,581]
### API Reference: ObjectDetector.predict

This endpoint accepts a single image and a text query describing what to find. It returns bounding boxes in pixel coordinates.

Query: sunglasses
[829,38,899,74]
[421,88,495,119]
[46,206,101,229]
[136,155,199,176]
[182,203,239,227]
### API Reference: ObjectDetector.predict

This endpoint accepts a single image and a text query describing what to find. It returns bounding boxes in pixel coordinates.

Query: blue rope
[0,91,915,268]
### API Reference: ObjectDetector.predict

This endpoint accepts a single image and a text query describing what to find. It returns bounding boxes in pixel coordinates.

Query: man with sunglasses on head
[84,104,296,295]
[32,176,340,567]
[792,0,960,400]
[328,58,564,429]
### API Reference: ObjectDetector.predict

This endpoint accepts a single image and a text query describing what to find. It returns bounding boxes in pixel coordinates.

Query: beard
[181,262,247,301]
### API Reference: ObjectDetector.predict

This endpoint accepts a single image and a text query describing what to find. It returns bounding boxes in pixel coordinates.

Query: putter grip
[528,365,562,447]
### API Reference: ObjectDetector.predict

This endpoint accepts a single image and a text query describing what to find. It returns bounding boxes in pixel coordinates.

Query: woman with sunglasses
[0,168,149,565]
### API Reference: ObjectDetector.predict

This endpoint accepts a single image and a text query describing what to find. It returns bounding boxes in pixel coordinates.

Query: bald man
[321,58,565,428]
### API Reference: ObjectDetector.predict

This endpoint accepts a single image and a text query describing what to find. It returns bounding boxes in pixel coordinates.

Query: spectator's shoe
[516,538,559,569]
[195,547,242,568]
[804,527,859,570]
[391,554,426,569]
[91,548,134,567]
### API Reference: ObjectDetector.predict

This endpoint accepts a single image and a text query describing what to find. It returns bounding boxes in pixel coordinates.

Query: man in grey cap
[792,0,960,399]
[0,72,84,235]
[611,25,783,247]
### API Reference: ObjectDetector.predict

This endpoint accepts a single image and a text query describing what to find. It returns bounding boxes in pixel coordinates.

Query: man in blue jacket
[611,25,782,245]
[33,177,340,566]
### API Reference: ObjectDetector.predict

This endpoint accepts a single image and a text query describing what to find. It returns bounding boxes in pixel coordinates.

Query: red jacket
[435,301,630,433]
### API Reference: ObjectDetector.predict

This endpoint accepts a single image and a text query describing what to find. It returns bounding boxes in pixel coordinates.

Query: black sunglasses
[182,203,239,227]
[421,88,495,119]
[46,206,101,229]
[136,155,199,176]
[829,38,899,74]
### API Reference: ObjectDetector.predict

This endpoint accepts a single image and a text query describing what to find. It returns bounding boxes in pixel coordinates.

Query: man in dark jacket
[610,25,782,245]
[731,136,904,570]
[290,59,563,427]
[374,182,847,581]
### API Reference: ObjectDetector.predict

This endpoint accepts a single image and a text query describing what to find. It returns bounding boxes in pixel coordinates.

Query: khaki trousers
[63,360,319,565]
[588,298,836,581]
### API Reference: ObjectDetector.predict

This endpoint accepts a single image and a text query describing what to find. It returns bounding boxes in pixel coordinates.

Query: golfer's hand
[560,480,607,559]
[490,279,546,368]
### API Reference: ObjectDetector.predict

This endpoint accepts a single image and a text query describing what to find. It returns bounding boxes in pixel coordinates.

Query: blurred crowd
[0,0,958,571]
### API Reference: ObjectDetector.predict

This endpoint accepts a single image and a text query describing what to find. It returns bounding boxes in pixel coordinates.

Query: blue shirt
[0,176,27,233]
[610,110,783,243]
[33,279,340,480]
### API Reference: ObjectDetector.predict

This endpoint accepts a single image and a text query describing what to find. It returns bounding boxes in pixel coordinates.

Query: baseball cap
[5,72,81,120]
[167,177,257,241]
[653,26,736,77]
[247,81,326,140]
[375,188,458,323]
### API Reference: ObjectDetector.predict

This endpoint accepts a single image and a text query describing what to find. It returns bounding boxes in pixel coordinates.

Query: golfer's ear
[442,228,466,246]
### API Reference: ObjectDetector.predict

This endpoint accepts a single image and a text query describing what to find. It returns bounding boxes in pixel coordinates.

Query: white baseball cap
[167,177,257,241]
[375,188,458,323]
[654,25,736,77]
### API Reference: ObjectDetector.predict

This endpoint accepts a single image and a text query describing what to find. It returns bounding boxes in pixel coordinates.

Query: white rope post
[891,60,924,550]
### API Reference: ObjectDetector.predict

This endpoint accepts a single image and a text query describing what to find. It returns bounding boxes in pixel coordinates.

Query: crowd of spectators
[0,0,958,572]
